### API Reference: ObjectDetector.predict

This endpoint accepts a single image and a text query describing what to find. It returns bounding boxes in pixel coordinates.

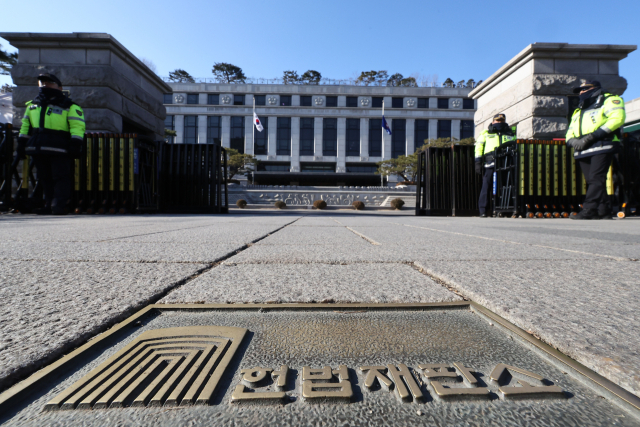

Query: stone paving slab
[414,258,640,397]
[0,241,244,263]
[253,226,367,246]
[0,260,205,392]
[160,263,462,304]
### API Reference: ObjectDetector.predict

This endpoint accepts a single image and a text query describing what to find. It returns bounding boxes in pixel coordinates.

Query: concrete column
[291,117,300,171]
[197,115,207,144]
[429,98,437,109]
[175,115,184,144]
[337,117,346,172]
[406,118,415,155]
[221,116,231,148]
[244,115,253,154]
[292,95,300,107]
[314,117,323,157]
[268,116,277,156]
[360,118,369,158]
[383,96,392,110]
[244,94,253,106]
[198,93,207,105]
[338,96,346,107]
[382,118,392,160]
[451,119,461,141]
[428,119,438,141]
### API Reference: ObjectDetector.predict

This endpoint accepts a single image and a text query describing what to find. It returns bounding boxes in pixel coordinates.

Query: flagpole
[381,100,385,187]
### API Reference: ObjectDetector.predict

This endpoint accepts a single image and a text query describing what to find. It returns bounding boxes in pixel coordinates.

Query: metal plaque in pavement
[1,302,639,426]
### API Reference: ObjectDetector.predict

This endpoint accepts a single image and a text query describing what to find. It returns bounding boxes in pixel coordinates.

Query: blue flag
[382,116,392,135]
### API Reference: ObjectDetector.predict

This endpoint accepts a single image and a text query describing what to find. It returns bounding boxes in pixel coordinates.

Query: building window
[418,98,429,108]
[392,97,403,108]
[187,94,199,105]
[230,116,245,153]
[391,119,406,158]
[300,118,314,156]
[372,97,383,108]
[163,94,173,104]
[184,116,198,144]
[326,96,338,107]
[254,95,266,106]
[437,120,452,139]
[461,120,474,139]
[254,116,268,155]
[346,96,358,107]
[463,99,475,109]
[301,96,312,107]
[415,119,429,149]
[234,95,245,106]
[369,119,382,157]
[164,115,174,143]
[346,118,360,157]
[207,116,221,145]
[323,118,337,156]
[301,163,335,172]
[280,95,292,106]
[207,94,219,105]
[346,164,377,173]
[258,162,290,172]
[277,117,291,155]
[437,98,449,109]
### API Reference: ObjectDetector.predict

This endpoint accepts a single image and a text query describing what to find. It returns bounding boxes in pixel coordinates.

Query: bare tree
[139,57,157,73]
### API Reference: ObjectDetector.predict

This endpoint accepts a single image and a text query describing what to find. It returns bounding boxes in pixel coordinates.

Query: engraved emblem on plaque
[489,363,565,399]
[406,98,416,107]
[231,365,289,402]
[314,97,324,106]
[451,99,462,108]
[267,96,278,105]
[360,98,370,106]
[44,326,247,410]
[301,365,353,402]
[174,95,184,104]
[221,95,231,104]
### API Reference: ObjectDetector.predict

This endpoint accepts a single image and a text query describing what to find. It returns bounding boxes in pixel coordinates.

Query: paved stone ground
[1,210,639,404]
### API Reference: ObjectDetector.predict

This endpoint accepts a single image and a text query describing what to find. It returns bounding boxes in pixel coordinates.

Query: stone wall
[228,187,413,206]
[469,43,636,140]
[625,97,640,127]
[1,32,171,139]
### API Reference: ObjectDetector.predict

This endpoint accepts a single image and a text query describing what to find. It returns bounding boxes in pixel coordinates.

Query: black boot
[571,208,599,220]
[599,211,613,220]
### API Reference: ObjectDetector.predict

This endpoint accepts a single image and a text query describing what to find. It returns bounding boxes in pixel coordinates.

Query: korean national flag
[253,112,264,132]
[382,116,392,135]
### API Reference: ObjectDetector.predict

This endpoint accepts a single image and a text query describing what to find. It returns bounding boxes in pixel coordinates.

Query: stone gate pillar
[469,43,636,140]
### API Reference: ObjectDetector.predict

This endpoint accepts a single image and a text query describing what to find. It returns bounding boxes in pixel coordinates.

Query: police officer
[566,81,626,220]
[17,73,85,215]
[475,114,517,217]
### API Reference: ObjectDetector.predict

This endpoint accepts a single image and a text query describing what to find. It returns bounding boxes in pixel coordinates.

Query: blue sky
[2,0,639,99]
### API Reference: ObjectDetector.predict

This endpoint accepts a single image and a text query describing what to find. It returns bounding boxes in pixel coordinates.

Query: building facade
[165,83,475,185]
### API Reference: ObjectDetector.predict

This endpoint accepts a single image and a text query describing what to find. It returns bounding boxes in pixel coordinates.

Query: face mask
[39,86,62,99]
[579,88,598,103]
[489,122,507,133]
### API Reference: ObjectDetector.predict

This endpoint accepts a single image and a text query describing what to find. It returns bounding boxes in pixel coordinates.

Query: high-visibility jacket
[566,93,625,159]
[474,124,517,167]
[19,98,85,155]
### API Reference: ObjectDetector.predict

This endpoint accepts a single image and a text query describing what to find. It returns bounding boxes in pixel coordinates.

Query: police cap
[37,73,62,87]
[493,114,506,121]
[572,80,601,94]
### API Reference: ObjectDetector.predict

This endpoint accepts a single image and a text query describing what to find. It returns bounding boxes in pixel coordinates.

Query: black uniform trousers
[478,166,494,215]
[578,152,613,213]
[32,155,71,211]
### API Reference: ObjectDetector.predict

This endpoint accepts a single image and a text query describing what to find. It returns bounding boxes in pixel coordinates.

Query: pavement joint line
[344,227,382,245]
[2,301,639,416]
[95,223,230,242]
[396,223,634,262]
[410,262,469,301]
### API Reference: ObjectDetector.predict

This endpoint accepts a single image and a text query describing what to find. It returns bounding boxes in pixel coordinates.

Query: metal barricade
[416,145,480,216]
[615,134,640,218]
[159,143,228,213]
[494,139,585,218]
[72,133,158,214]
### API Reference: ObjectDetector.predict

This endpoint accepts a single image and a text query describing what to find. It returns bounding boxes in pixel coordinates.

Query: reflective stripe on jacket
[474,125,517,167]
[19,100,85,155]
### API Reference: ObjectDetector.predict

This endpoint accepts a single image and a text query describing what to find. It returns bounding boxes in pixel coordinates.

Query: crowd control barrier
[493,139,586,218]
[415,145,482,216]
[616,133,640,218]
[159,143,228,213]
